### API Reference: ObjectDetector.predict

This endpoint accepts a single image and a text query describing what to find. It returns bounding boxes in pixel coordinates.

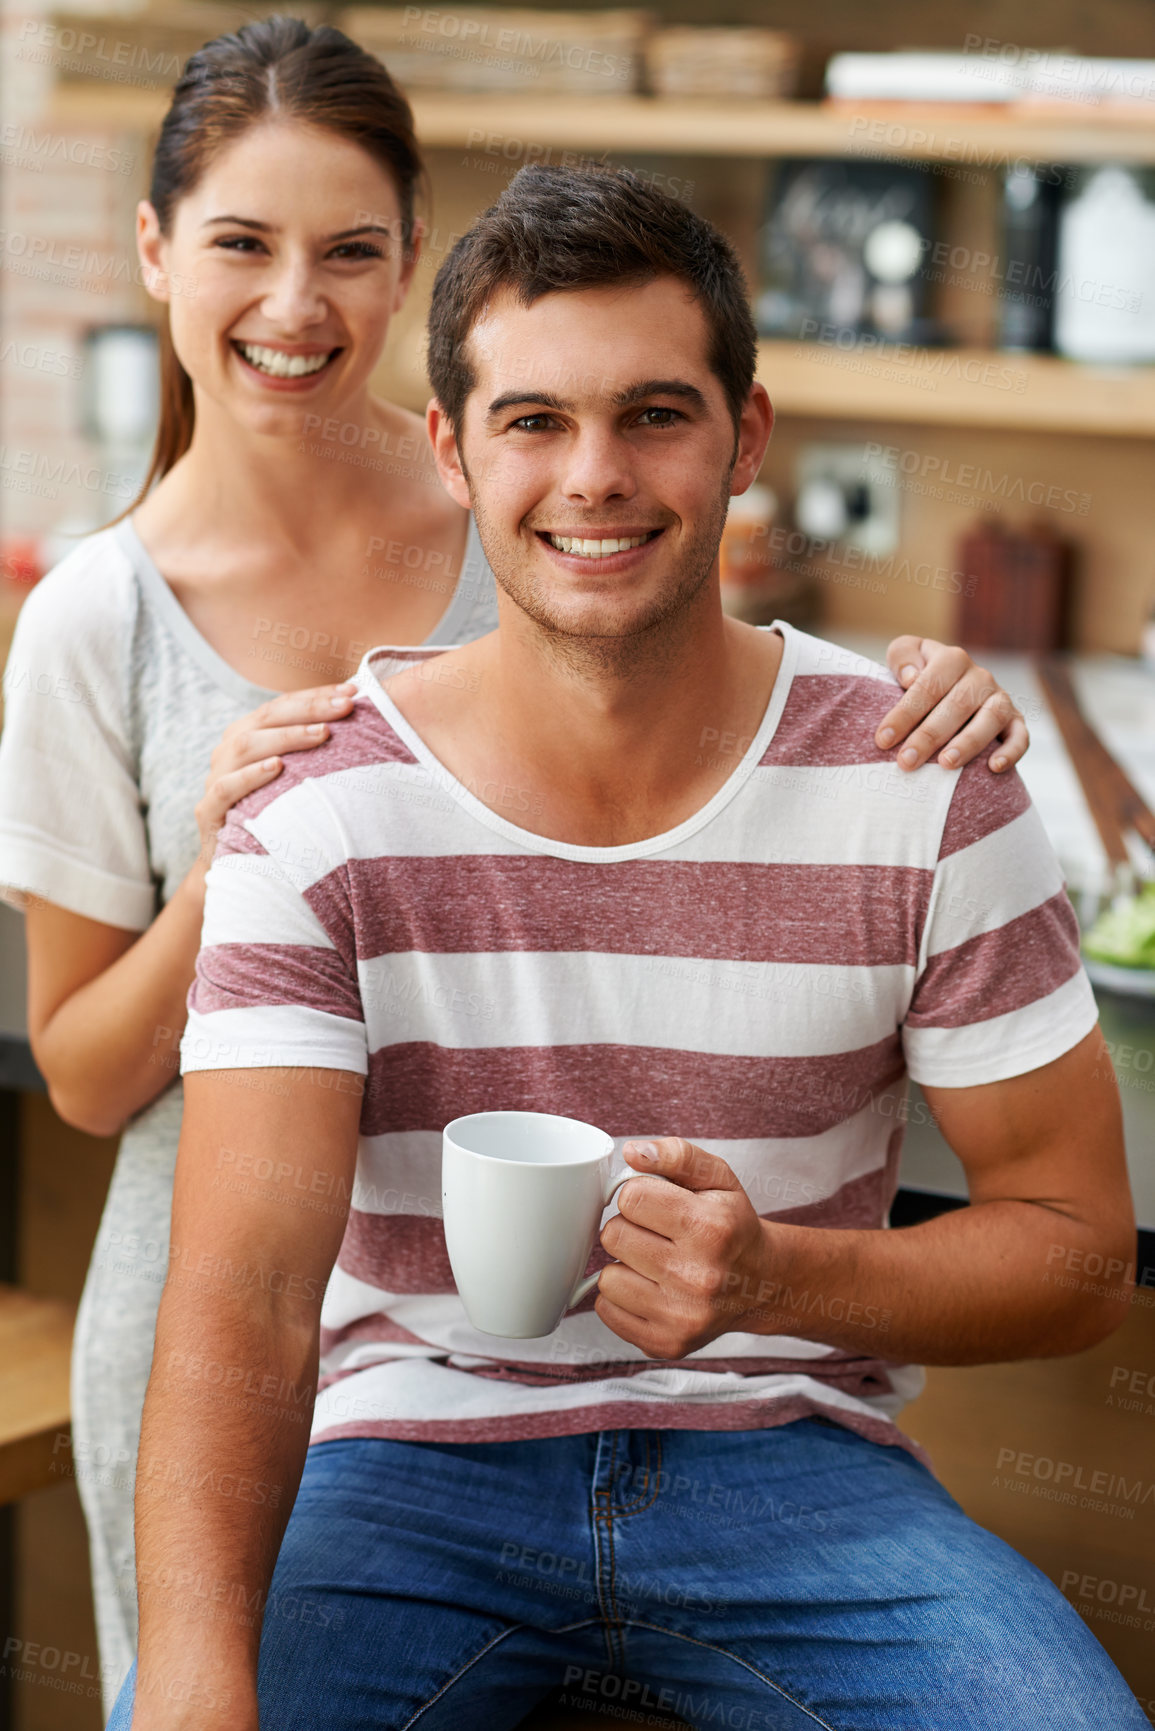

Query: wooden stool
[0,1283,74,1503]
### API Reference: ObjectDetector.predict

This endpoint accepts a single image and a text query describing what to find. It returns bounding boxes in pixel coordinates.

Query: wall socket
[793,442,900,555]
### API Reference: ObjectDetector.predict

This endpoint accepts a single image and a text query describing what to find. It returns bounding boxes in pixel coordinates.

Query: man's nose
[559,428,638,504]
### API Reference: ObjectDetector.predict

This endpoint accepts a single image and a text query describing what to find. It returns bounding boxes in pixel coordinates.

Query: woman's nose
[259,259,327,330]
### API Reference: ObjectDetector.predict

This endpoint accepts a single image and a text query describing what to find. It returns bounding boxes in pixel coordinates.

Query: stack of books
[646,28,799,100]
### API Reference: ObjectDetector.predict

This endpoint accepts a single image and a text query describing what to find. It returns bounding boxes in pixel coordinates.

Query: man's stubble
[464,453,735,680]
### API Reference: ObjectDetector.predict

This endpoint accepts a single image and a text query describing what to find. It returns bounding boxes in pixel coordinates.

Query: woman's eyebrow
[200,217,397,240]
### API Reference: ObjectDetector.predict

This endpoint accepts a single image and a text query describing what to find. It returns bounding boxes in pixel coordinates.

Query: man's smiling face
[444,275,758,646]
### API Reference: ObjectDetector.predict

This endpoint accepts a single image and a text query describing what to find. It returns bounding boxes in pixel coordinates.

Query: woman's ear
[394,215,425,310]
[136,201,172,303]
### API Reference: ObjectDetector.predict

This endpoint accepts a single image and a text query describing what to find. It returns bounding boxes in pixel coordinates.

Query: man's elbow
[1042,1225,1136,1356]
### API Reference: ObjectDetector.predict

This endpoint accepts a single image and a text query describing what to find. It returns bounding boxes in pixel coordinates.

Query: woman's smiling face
[138,119,418,439]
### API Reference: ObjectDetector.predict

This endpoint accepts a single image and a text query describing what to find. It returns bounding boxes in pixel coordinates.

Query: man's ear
[136,201,172,304]
[426,398,471,510]
[729,382,774,500]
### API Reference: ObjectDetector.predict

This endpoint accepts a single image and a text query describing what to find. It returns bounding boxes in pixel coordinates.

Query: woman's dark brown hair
[427,163,757,438]
[126,15,424,512]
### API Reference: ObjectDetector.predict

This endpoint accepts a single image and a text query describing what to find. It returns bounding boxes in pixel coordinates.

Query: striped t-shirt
[181,621,1098,1461]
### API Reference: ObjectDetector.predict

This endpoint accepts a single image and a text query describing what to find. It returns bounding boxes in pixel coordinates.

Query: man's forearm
[729,1200,1133,1364]
[130,1265,318,1728]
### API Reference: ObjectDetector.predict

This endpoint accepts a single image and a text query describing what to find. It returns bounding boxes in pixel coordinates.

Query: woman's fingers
[895,680,1027,771]
[195,758,283,862]
[875,643,972,754]
[226,721,335,769]
[248,681,358,732]
[884,635,929,688]
[988,711,1030,773]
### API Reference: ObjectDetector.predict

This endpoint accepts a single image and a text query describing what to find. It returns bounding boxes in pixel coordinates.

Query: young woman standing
[0,17,1028,1710]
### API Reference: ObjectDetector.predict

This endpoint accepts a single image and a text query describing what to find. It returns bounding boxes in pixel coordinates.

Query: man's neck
[385,588,784,848]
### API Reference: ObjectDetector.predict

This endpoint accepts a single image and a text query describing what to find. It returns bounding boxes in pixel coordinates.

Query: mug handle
[566,1169,633,1310]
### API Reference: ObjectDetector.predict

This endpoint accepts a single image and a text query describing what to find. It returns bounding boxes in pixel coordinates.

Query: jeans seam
[594,1432,624,1666]
[615,1432,666,1515]
[400,1617,612,1726]
[616,1619,843,1730]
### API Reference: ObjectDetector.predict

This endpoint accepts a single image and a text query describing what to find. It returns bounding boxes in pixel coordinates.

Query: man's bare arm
[595,1027,1135,1365]
[129,1066,362,1731]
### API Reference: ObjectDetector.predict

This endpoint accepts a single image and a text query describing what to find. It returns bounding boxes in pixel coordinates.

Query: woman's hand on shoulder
[194,681,358,867]
[877,636,1029,773]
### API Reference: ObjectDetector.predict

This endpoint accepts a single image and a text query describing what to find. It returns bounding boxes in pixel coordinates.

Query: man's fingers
[622,1136,740,1192]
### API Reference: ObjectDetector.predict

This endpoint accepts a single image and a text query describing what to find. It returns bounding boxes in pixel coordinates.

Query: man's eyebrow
[485,379,709,419]
[201,216,396,241]
[486,391,572,418]
[613,378,708,411]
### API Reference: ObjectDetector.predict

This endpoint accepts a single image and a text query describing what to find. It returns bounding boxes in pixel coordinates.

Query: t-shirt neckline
[112,512,489,704]
[357,621,799,862]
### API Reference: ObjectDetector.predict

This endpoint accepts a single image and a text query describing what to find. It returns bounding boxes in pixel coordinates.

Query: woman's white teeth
[548,533,651,557]
[238,343,332,378]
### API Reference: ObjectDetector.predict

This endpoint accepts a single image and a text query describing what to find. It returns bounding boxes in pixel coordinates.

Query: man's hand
[879,636,1028,772]
[593,1138,768,1358]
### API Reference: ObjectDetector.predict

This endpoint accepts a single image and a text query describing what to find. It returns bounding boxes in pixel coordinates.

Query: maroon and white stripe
[181,621,1098,1460]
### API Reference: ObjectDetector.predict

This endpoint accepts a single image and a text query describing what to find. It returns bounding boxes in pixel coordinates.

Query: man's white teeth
[548,533,651,557]
[238,343,332,378]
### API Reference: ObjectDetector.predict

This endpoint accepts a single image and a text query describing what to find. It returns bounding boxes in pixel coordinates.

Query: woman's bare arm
[23,680,356,1136]
[26,877,211,1136]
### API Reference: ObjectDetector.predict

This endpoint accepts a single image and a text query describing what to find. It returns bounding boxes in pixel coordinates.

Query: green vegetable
[1083,879,1155,969]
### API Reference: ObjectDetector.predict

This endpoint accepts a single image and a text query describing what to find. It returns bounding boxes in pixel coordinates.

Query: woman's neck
[137,387,422,557]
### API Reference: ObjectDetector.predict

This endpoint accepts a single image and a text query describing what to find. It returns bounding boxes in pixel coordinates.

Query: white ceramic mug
[442,1110,631,1338]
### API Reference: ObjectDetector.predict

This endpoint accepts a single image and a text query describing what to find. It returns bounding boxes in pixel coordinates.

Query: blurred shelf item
[825,49,1155,111]
[341,6,650,96]
[646,27,799,100]
[47,86,1155,166]
[756,340,1155,435]
[0,1286,73,1504]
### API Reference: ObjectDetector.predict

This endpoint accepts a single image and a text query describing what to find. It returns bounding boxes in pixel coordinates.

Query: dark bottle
[997,164,1062,353]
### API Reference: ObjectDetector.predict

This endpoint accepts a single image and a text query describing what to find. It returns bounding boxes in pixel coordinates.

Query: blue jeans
[108,1418,1147,1729]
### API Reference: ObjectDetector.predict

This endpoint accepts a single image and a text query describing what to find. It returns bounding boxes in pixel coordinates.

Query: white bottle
[1053,166,1155,363]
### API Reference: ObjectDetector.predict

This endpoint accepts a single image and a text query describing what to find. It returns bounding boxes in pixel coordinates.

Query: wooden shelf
[757,340,1155,436]
[48,85,1155,165]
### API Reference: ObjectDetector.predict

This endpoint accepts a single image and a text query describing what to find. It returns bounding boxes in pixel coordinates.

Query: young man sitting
[111,166,1142,1731]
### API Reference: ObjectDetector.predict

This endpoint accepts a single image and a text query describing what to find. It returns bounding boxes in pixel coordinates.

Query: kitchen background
[2,0,1155,1727]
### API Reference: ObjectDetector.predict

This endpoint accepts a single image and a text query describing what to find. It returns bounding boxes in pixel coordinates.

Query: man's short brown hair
[426,164,758,434]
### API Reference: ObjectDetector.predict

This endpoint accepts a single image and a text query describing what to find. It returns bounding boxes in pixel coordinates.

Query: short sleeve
[0,538,155,929]
[181,788,367,1078]
[902,758,1099,1088]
